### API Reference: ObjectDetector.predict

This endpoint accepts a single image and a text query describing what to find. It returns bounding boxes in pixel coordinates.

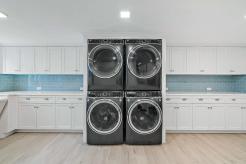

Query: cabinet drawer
[224,98,246,104]
[194,97,225,104]
[56,96,84,104]
[18,96,55,103]
[165,97,193,104]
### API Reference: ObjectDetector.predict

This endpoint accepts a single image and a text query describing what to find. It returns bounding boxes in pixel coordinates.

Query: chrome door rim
[127,99,162,135]
[87,99,122,135]
[88,44,123,79]
[127,44,161,79]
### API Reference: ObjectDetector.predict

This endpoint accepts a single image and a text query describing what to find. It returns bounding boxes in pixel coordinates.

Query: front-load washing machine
[88,39,124,91]
[87,91,124,145]
[125,39,162,91]
[125,91,162,145]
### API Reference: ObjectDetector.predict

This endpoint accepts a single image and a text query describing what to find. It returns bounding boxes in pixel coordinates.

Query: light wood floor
[0,133,246,164]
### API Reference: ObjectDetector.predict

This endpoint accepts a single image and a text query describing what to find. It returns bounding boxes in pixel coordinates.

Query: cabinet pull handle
[241,107,246,109]
[182,98,187,101]
[232,99,236,101]
[26,98,31,100]
[198,98,203,101]
[34,106,39,109]
[44,98,49,100]
[230,70,235,72]
[208,107,212,109]
[166,98,171,101]
[174,107,179,109]
[215,98,220,101]
[62,98,67,100]
[69,106,74,109]
[200,70,205,72]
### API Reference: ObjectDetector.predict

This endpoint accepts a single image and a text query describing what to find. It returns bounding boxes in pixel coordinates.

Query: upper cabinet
[63,47,83,74]
[217,47,246,74]
[187,47,217,74]
[166,47,187,74]
[1,46,84,75]
[167,46,246,75]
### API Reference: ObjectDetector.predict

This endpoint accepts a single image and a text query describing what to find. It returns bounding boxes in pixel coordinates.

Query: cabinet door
[193,105,209,130]
[209,106,226,130]
[63,47,80,74]
[20,47,35,73]
[49,47,63,73]
[232,48,246,74]
[56,104,72,129]
[177,105,193,130]
[167,47,187,74]
[35,47,49,73]
[36,104,55,129]
[226,106,242,130]
[18,104,36,129]
[71,104,83,130]
[4,47,20,73]
[164,105,177,130]
[199,47,217,74]
[187,47,217,74]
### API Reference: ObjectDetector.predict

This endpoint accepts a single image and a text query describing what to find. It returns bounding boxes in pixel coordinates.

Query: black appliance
[125,39,162,91]
[87,91,124,145]
[88,39,124,91]
[125,91,162,145]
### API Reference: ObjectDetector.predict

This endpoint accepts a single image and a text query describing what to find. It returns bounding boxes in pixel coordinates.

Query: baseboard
[16,129,83,133]
[0,130,16,139]
[167,130,246,133]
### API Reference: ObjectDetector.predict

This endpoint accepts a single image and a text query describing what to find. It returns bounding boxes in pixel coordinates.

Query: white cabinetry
[20,47,35,73]
[165,105,177,130]
[176,105,193,130]
[63,47,83,74]
[55,104,72,129]
[36,104,55,129]
[193,105,210,130]
[1,46,84,75]
[166,47,187,74]
[71,104,84,129]
[35,47,49,73]
[226,105,243,130]
[4,47,21,73]
[217,47,246,74]
[187,47,217,74]
[18,104,36,129]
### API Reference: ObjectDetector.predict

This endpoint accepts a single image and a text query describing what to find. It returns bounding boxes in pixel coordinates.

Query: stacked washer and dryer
[87,39,163,145]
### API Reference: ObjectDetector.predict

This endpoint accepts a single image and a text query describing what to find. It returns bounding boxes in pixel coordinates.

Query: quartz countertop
[166,92,246,96]
[0,91,85,96]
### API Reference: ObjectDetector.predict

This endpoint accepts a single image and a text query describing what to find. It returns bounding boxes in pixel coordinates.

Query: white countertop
[166,92,246,96]
[0,91,85,96]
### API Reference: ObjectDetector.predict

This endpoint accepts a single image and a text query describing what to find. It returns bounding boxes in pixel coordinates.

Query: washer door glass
[88,100,122,135]
[128,100,162,134]
[127,45,161,79]
[89,45,122,78]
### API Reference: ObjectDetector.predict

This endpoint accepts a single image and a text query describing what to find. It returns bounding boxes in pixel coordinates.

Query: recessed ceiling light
[0,11,7,19]
[244,15,246,19]
[120,11,130,19]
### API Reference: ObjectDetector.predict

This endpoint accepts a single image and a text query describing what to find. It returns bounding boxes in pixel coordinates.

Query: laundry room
[0,0,246,164]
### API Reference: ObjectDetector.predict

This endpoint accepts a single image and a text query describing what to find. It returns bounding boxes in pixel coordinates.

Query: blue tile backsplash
[167,75,246,93]
[0,75,83,92]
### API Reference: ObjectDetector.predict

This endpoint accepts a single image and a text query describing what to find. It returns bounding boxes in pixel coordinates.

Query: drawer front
[165,97,193,104]
[194,97,225,104]
[224,98,246,104]
[19,96,55,103]
[56,96,84,104]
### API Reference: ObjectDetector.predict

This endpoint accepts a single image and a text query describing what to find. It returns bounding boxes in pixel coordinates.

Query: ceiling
[0,0,246,45]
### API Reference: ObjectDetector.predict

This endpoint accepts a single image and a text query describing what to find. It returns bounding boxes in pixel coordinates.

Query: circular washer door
[88,44,123,78]
[127,99,162,135]
[127,44,161,79]
[88,99,122,135]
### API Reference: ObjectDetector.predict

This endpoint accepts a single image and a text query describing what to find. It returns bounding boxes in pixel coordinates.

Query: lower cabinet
[226,105,243,130]
[165,104,193,130]
[36,104,55,129]
[18,104,37,129]
[193,105,226,130]
[18,102,84,130]
[56,104,72,129]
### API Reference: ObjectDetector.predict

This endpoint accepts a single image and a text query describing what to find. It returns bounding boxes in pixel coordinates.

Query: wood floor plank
[0,133,246,164]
